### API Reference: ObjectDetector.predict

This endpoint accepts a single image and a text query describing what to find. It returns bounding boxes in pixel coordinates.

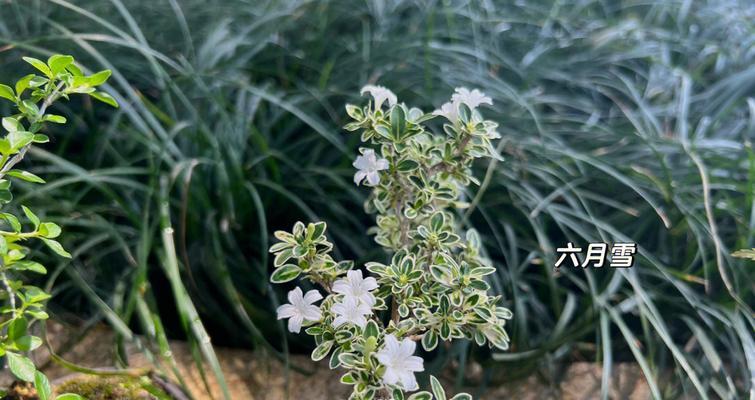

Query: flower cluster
[269,86,511,400]
[0,55,117,400]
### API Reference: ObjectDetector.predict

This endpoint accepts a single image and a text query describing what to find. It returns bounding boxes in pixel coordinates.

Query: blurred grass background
[0,0,753,398]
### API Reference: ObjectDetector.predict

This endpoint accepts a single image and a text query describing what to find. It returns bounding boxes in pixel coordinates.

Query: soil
[2,321,651,400]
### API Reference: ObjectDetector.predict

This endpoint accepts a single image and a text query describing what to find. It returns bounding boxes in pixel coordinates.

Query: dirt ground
[6,321,651,399]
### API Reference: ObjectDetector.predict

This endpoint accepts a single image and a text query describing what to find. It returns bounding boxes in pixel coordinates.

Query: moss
[55,375,172,400]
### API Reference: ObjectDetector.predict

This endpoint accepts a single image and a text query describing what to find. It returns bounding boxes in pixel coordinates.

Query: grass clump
[0,0,752,399]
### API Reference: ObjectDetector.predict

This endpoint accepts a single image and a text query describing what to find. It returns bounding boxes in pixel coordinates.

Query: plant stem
[1,271,16,318]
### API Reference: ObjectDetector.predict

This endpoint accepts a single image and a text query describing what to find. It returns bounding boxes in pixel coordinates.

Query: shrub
[269,86,509,400]
[0,54,116,399]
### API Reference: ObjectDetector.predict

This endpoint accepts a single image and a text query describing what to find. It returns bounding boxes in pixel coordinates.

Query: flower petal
[303,305,322,321]
[366,171,380,186]
[399,337,417,356]
[404,355,424,372]
[399,372,419,391]
[276,304,296,319]
[354,316,368,328]
[362,276,378,291]
[287,287,303,305]
[332,316,347,328]
[353,155,370,170]
[303,289,323,304]
[382,368,400,386]
[359,293,377,307]
[383,334,400,355]
[346,269,362,281]
[332,279,349,295]
[376,158,389,170]
[288,316,304,333]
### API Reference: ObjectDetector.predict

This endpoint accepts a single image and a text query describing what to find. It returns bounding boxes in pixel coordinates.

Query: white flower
[360,85,397,110]
[331,295,372,329]
[432,101,459,123]
[376,334,424,391]
[353,148,389,186]
[451,87,492,109]
[433,87,493,123]
[333,270,378,306]
[276,287,322,333]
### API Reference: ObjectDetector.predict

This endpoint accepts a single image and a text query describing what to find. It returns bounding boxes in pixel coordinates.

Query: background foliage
[0,0,753,398]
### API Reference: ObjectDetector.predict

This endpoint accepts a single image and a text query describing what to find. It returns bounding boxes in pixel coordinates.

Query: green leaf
[22,205,40,229]
[43,115,67,124]
[374,124,391,140]
[38,222,61,239]
[65,63,83,77]
[47,55,74,76]
[22,57,52,78]
[29,76,48,88]
[345,104,364,120]
[430,375,446,400]
[15,75,34,96]
[87,70,112,86]
[33,134,49,144]
[35,371,52,400]
[0,84,15,102]
[41,238,71,258]
[8,318,28,340]
[26,310,49,320]
[13,261,47,274]
[1,213,21,232]
[364,320,379,338]
[431,212,445,232]
[90,91,118,108]
[0,187,13,204]
[55,395,84,400]
[451,394,473,400]
[311,340,334,361]
[7,170,45,184]
[430,265,450,284]
[270,264,301,283]
[24,286,52,303]
[15,335,43,352]
[408,392,432,400]
[340,373,356,385]
[18,100,40,117]
[292,245,308,257]
[310,221,327,240]
[468,280,489,291]
[421,330,438,351]
[328,347,342,369]
[396,159,419,172]
[390,105,406,140]
[273,248,293,267]
[8,131,34,150]
[2,117,22,132]
[392,389,405,400]
[6,352,36,381]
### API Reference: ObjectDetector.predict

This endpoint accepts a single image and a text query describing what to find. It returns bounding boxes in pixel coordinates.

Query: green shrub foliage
[269,86,510,400]
[0,54,116,399]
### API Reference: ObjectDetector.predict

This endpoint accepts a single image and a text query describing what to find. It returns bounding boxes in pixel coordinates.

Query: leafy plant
[1,1,752,399]
[269,87,509,400]
[0,54,116,399]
